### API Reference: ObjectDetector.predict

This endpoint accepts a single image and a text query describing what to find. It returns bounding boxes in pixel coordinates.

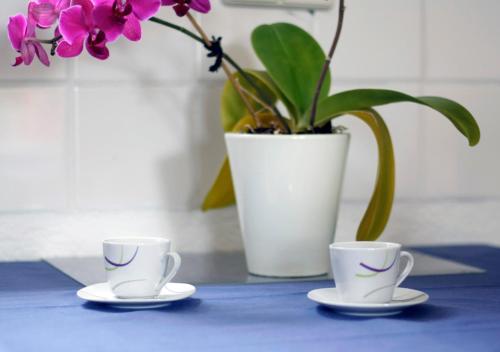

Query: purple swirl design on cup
[105,246,139,268]
[359,254,397,273]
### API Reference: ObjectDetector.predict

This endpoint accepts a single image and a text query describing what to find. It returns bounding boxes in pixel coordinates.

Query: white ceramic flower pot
[226,133,350,277]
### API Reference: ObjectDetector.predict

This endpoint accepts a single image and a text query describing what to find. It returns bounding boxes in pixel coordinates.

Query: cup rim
[103,237,170,246]
[329,241,401,250]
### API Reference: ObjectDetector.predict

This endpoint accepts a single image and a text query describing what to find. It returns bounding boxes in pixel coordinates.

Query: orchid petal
[7,14,27,51]
[34,0,58,5]
[21,41,36,65]
[72,0,94,16]
[190,0,211,13]
[33,41,50,66]
[56,36,85,57]
[29,1,58,28]
[72,0,94,28]
[59,5,89,44]
[123,14,141,41]
[93,3,125,42]
[13,56,24,66]
[161,0,175,4]
[129,0,161,20]
[56,0,71,12]
[25,16,37,37]
[92,0,113,5]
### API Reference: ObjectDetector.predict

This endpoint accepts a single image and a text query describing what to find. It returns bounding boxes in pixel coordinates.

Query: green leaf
[221,71,277,131]
[304,89,480,146]
[343,109,395,241]
[251,23,330,119]
[245,70,300,123]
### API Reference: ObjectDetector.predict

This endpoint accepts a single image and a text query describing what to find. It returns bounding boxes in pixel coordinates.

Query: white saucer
[77,282,196,309]
[307,287,429,317]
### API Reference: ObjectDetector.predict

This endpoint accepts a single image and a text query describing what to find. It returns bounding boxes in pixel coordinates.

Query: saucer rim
[77,282,196,304]
[307,287,429,309]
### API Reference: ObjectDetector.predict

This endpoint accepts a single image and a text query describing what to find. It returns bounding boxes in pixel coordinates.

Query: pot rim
[225,132,350,140]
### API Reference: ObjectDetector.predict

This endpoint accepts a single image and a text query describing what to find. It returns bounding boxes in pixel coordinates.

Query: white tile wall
[425,0,500,80]
[422,84,500,197]
[0,86,68,211]
[76,83,225,210]
[75,9,197,82]
[315,0,422,80]
[0,0,499,259]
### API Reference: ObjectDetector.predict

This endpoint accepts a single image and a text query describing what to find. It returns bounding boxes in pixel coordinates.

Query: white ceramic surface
[77,282,196,309]
[226,133,350,277]
[308,287,429,317]
[103,237,181,298]
[330,242,414,303]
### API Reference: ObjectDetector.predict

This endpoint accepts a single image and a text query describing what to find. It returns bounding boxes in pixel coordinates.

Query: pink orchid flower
[161,0,210,17]
[7,14,50,66]
[28,0,70,28]
[92,0,161,42]
[57,0,110,60]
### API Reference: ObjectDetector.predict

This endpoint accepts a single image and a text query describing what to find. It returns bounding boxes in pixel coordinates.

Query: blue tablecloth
[1,245,499,352]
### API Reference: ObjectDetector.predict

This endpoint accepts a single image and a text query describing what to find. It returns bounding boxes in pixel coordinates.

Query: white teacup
[103,237,181,298]
[330,241,414,303]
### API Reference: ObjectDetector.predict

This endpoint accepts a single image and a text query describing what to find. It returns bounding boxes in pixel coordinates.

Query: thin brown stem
[308,0,346,132]
[186,12,260,126]
[149,16,291,133]
[238,83,274,113]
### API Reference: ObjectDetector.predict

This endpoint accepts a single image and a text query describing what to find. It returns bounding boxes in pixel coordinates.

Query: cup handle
[395,251,414,288]
[157,252,181,291]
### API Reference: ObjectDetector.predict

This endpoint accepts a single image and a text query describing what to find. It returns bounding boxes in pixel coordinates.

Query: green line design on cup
[363,283,395,298]
[355,252,389,278]
[112,279,148,291]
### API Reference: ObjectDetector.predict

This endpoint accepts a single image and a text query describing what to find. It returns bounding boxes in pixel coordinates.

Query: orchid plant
[7,0,480,241]
[7,0,210,64]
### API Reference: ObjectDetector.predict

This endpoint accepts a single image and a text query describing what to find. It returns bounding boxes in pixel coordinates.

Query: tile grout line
[65,60,78,210]
[417,0,428,198]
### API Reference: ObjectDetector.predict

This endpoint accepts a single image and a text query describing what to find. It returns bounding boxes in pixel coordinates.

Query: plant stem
[222,54,291,133]
[148,16,291,134]
[308,0,346,132]
[149,16,204,44]
[30,35,62,44]
[238,84,274,113]
[185,13,260,126]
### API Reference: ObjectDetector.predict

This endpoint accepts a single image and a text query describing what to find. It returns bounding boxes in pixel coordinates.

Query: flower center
[88,29,106,47]
[112,0,132,18]
[172,0,191,16]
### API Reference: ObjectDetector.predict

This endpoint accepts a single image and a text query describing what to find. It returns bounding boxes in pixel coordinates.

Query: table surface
[1,245,499,352]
